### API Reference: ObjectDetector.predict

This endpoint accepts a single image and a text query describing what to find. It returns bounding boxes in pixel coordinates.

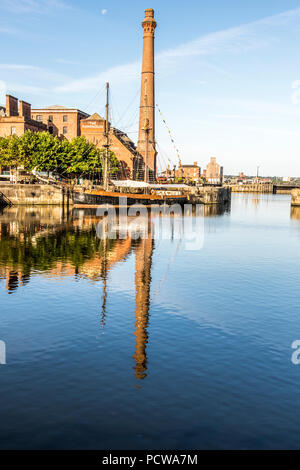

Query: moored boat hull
[72,189,188,206]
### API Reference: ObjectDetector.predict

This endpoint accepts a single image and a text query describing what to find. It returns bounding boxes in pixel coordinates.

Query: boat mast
[144,120,150,183]
[103,82,110,190]
[143,81,151,183]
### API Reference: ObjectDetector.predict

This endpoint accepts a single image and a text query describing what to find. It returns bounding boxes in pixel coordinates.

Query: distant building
[0,95,46,137]
[175,161,201,181]
[31,104,89,140]
[205,157,221,184]
[80,113,142,179]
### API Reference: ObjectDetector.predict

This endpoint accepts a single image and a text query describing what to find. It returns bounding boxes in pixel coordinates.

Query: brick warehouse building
[31,104,89,140]
[0,95,142,179]
[175,161,201,182]
[0,95,47,137]
[80,113,142,179]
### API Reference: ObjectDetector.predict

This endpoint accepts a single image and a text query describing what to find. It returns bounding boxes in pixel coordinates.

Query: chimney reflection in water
[133,218,153,380]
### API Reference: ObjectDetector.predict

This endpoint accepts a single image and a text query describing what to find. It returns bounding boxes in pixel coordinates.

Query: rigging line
[125,104,139,127]
[157,143,174,167]
[156,104,181,165]
[123,113,139,133]
[156,142,174,168]
[115,88,140,129]
[84,83,106,112]
[151,237,182,302]
[109,91,121,128]
[155,145,167,173]
[110,90,123,128]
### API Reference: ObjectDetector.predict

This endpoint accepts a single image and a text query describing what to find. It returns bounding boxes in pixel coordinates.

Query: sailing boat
[71,83,188,207]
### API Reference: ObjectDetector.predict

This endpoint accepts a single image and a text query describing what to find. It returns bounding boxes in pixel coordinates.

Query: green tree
[0,136,10,167]
[30,132,64,173]
[0,132,120,179]
[66,136,103,175]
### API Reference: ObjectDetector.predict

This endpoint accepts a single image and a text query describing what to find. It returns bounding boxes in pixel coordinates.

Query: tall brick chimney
[19,100,31,119]
[6,94,19,117]
[137,8,157,180]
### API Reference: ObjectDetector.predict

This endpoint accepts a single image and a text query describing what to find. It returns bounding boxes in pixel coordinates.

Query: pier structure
[137,8,157,182]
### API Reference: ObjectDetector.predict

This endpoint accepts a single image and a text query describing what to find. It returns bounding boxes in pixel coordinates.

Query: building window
[49,126,53,135]
[49,115,53,122]
[63,126,68,135]
[36,115,43,122]
[63,115,68,122]
[11,127,16,135]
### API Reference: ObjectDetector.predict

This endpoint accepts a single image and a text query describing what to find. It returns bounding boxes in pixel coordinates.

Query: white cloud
[0,80,6,104]
[0,25,17,33]
[0,63,68,100]
[7,83,49,96]
[55,6,300,94]
[0,0,70,14]
[101,8,107,15]
[55,62,139,93]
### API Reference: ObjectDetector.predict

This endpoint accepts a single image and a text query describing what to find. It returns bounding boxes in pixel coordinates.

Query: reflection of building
[4,270,30,294]
[0,95,46,137]
[203,203,230,217]
[291,206,300,220]
[133,228,153,380]
[31,104,89,140]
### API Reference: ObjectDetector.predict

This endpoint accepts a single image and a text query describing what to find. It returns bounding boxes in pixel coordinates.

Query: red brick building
[31,105,89,140]
[0,95,46,137]
[80,113,142,179]
[175,161,201,181]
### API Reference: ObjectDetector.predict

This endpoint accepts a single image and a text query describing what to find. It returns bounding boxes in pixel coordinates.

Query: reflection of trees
[0,226,117,292]
[0,228,115,271]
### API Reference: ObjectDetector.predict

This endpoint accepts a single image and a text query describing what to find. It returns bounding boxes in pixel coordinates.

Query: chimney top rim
[145,8,154,16]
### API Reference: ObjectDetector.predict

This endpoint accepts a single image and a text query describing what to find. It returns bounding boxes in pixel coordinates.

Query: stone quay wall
[0,184,69,205]
[228,184,273,193]
[189,186,231,205]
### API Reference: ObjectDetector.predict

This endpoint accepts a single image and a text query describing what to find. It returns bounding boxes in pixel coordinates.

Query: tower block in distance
[137,8,157,181]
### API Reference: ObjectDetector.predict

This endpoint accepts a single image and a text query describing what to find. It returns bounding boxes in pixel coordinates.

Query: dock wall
[228,184,273,193]
[0,184,231,206]
[189,187,231,204]
[0,184,70,205]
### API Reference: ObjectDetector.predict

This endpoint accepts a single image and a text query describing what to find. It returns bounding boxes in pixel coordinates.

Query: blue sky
[1,0,300,176]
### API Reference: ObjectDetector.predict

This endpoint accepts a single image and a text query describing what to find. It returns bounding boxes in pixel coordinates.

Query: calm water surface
[0,194,300,449]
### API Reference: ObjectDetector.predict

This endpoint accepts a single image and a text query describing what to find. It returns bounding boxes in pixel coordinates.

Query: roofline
[32,108,89,116]
[6,94,18,100]
[181,164,201,168]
